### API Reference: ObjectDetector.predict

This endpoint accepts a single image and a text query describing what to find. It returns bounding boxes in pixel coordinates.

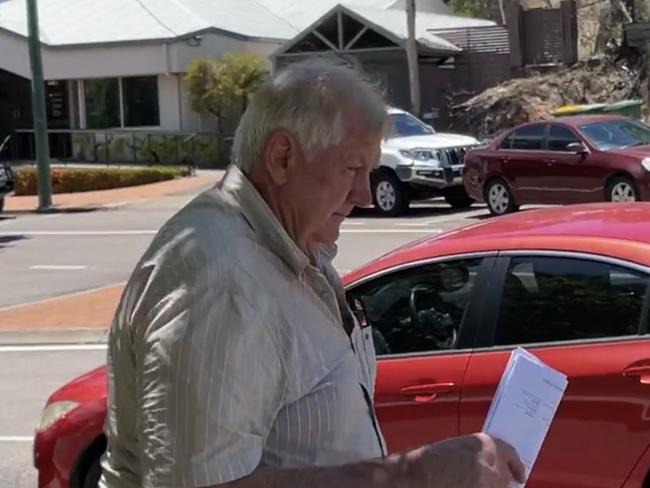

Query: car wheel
[606,176,640,202]
[372,173,410,216]
[485,178,517,216]
[444,188,474,209]
[82,456,102,488]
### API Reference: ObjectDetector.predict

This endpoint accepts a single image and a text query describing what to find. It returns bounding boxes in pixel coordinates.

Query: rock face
[449,54,645,139]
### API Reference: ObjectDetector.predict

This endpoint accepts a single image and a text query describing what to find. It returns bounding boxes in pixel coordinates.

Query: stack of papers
[483,347,568,487]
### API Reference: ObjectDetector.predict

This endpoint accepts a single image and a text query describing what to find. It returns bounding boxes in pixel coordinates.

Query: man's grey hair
[231,57,389,173]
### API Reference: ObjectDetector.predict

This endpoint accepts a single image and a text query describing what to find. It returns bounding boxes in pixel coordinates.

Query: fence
[508,0,578,68]
[3,129,233,169]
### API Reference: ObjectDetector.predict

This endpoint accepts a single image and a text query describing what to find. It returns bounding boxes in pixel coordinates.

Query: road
[0,191,492,308]
[0,190,496,486]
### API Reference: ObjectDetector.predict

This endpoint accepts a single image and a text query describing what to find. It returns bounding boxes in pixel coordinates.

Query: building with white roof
[0,0,503,163]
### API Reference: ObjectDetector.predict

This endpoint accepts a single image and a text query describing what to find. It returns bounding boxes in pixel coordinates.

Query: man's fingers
[492,438,526,484]
[507,455,526,484]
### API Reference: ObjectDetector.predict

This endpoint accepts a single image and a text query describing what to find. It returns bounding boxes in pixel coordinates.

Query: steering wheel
[409,284,458,350]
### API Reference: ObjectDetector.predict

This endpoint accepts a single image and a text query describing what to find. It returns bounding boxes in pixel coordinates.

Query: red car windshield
[579,119,650,150]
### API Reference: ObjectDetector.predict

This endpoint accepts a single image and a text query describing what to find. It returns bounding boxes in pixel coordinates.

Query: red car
[35,203,650,488]
[463,115,650,215]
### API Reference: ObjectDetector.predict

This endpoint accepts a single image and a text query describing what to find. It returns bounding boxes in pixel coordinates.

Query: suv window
[495,256,648,346]
[547,125,580,151]
[510,124,546,150]
[348,258,484,355]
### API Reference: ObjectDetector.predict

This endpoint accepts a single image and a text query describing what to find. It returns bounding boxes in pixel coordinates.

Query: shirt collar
[218,164,314,275]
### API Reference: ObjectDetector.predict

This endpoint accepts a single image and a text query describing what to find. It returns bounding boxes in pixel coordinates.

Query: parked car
[35,203,650,488]
[463,115,650,215]
[0,134,15,213]
[372,108,479,216]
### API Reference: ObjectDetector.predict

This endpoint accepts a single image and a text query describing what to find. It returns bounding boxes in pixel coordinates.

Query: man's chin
[311,226,341,247]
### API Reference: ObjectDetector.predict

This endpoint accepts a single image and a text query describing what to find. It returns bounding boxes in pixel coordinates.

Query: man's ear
[264,130,298,186]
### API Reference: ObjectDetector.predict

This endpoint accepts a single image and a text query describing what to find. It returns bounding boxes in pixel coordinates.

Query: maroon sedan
[463,115,650,215]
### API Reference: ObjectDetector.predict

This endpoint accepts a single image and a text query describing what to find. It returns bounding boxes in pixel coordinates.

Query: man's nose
[351,172,373,208]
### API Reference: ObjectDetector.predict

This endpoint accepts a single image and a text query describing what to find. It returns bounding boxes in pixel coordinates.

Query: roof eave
[0,25,288,50]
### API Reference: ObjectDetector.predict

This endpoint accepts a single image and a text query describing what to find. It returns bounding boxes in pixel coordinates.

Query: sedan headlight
[642,158,650,172]
[37,400,80,431]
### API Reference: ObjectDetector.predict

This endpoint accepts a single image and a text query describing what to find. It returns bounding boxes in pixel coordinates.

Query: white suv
[372,108,479,216]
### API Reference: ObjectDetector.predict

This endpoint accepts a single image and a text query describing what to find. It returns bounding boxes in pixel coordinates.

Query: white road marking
[0,344,107,353]
[0,230,158,236]
[423,211,485,225]
[340,228,441,234]
[0,436,33,443]
[29,265,87,271]
[395,221,432,226]
[0,228,441,236]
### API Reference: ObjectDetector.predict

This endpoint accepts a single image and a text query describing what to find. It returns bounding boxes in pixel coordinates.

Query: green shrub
[13,166,188,196]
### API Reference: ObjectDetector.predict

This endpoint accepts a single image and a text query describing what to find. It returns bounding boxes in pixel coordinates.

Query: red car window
[495,256,648,346]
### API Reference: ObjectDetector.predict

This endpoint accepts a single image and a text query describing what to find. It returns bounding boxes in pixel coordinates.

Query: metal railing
[4,128,234,170]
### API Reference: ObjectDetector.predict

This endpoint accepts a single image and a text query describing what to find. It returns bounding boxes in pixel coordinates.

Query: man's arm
[207,433,526,488]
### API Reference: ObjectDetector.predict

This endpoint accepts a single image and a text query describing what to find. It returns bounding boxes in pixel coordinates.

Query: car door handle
[623,365,650,384]
[543,159,556,165]
[400,382,455,402]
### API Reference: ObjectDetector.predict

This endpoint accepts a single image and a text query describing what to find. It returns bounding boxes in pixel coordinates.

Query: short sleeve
[135,278,287,488]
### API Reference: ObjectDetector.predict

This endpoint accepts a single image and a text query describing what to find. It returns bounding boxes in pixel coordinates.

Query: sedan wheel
[608,178,639,202]
[486,179,516,215]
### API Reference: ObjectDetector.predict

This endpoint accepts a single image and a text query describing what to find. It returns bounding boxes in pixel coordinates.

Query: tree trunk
[498,0,507,25]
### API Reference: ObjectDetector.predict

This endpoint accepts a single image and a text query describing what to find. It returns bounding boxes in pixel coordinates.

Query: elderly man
[99,59,524,488]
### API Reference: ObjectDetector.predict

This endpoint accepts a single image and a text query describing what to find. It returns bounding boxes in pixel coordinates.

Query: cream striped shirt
[99,164,386,488]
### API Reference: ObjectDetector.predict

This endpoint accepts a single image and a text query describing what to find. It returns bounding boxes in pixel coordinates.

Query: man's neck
[247,168,310,253]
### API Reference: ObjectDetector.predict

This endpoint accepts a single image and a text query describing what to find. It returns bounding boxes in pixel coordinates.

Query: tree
[185,52,267,134]
[444,0,506,23]
[444,0,490,18]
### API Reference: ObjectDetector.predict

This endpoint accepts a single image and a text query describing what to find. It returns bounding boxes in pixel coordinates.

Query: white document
[482,347,568,487]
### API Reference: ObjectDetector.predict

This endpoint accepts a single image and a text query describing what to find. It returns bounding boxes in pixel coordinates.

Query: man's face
[285,113,382,250]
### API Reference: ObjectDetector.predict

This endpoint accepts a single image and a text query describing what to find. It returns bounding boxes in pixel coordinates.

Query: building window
[84,76,159,128]
[123,76,159,127]
[85,79,120,129]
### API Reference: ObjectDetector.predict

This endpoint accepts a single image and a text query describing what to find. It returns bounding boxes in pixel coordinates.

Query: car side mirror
[566,142,588,155]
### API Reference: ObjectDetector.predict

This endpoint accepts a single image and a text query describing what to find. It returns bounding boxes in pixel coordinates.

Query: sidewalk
[5,169,222,213]
[0,170,224,343]
[0,283,123,343]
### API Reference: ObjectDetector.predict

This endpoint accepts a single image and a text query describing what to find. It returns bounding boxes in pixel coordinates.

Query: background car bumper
[462,168,485,202]
[396,164,464,189]
[0,181,14,195]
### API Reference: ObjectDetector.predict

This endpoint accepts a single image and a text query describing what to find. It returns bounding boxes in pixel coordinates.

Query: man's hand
[403,432,526,487]
[208,432,525,488]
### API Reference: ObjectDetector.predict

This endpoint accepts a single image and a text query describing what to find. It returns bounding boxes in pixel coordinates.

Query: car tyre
[82,456,102,488]
[444,187,474,209]
[606,176,640,202]
[485,178,517,216]
[372,172,410,216]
